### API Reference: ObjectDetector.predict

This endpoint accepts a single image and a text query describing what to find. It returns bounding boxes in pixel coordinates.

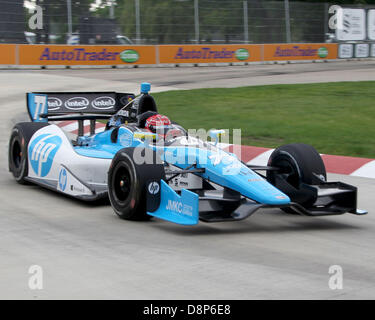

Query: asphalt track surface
[1,61,375,299]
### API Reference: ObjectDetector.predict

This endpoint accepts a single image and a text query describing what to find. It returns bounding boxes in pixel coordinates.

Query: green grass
[152,82,375,158]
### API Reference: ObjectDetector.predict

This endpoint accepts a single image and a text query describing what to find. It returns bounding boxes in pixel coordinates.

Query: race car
[8,83,367,225]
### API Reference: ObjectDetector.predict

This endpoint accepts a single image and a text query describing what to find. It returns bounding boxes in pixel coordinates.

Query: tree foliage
[33,0,375,44]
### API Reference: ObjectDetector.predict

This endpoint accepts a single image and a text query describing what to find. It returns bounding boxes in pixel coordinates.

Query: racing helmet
[145,114,171,133]
[144,114,184,140]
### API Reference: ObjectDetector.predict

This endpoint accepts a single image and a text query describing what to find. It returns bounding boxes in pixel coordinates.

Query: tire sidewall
[108,147,165,221]
[108,151,142,219]
[268,143,326,186]
[8,122,50,184]
[266,143,327,210]
[8,127,28,183]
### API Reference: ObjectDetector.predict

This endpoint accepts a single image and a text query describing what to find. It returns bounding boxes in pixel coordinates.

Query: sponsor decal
[335,8,366,41]
[148,181,160,195]
[58,168,67,191]
[276,195,287,199]
[338,44,353,58]
[119,131,133,147]
[47,97,62,111]
[28,94,47,122]
[355,43,369,58]
[120,49,140,63]
[64,97,89,110]
[39,48,120,61]
[29,134,62,177]
[71,184,85,193]
[235,48,249,60]
[91,96,116,110]
[119,95,135,106]
[274,46,318,57]
[317,47,329,58]
[166,199,193,217]
[118,110,129,117]
[174,47,236,60]
[239,167,250,176]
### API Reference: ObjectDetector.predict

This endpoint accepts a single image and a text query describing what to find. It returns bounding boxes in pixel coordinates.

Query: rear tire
[108,147,165,220]
[8,122,49,184]
[266,143,326,213]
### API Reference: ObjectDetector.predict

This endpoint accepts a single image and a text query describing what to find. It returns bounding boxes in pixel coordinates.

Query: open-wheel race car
[8,83,367,225]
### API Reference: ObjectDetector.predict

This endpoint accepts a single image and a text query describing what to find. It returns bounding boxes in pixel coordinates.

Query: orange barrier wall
[18,45,156,65]
[0,44,16,64]
[159,44,262,64]
[0,43,338,66]
[263,43,337,61]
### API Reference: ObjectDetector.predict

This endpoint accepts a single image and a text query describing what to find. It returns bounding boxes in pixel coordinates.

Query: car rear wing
[27,92,135,123]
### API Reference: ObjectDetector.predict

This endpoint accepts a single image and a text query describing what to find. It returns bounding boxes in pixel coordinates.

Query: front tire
[8,122,49,184]
[108,147,165,220]
[266,143,326,212]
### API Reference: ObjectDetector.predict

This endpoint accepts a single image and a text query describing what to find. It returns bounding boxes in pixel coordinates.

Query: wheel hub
[113,166,132,203]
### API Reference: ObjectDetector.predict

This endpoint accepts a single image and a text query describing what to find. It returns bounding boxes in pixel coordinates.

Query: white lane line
[246,150,274,166]
[351,160,375,179]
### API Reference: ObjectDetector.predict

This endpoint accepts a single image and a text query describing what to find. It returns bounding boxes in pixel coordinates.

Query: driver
[144,114,183,140]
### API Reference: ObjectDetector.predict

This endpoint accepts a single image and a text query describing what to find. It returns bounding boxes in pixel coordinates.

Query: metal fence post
[284,0,291,43]
[243,1,249,44]
[109,0,115,19]
[194,0,199,43]
[67,0,72,37]
[324,2,329,40]
[135,0,141,44]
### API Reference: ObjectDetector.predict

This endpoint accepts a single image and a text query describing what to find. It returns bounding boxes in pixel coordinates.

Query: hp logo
[148,181,160,195]
[59,168,67,191]
[29,134,62,177]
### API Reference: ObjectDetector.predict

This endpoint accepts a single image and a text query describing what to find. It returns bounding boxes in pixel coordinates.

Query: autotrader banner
[158,45,262,64]
[1,43,339,66]
[18,45,156,65]
[0,44,16,64]
[263,43,337,61]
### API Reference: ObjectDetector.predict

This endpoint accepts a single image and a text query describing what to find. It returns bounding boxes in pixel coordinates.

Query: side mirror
[208,129,225,146]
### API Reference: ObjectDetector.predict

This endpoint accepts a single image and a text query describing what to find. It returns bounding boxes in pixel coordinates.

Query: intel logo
[92,96,116,110]
[47,97,62,111]
[65,97,89,110]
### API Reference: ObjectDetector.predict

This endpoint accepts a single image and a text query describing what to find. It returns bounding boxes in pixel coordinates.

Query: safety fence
[0,43,374,66]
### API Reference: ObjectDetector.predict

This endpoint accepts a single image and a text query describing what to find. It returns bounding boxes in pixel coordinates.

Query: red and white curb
[224,144,375,179]
[55,122,375,179]
[55,120,106,135]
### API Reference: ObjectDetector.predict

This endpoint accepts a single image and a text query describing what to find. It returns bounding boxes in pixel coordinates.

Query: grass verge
[153,81,375,158]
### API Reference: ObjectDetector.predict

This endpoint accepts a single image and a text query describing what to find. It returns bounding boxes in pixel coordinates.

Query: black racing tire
[266,143,326,213]
[8,122,50,184]
[108,147,165,221]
